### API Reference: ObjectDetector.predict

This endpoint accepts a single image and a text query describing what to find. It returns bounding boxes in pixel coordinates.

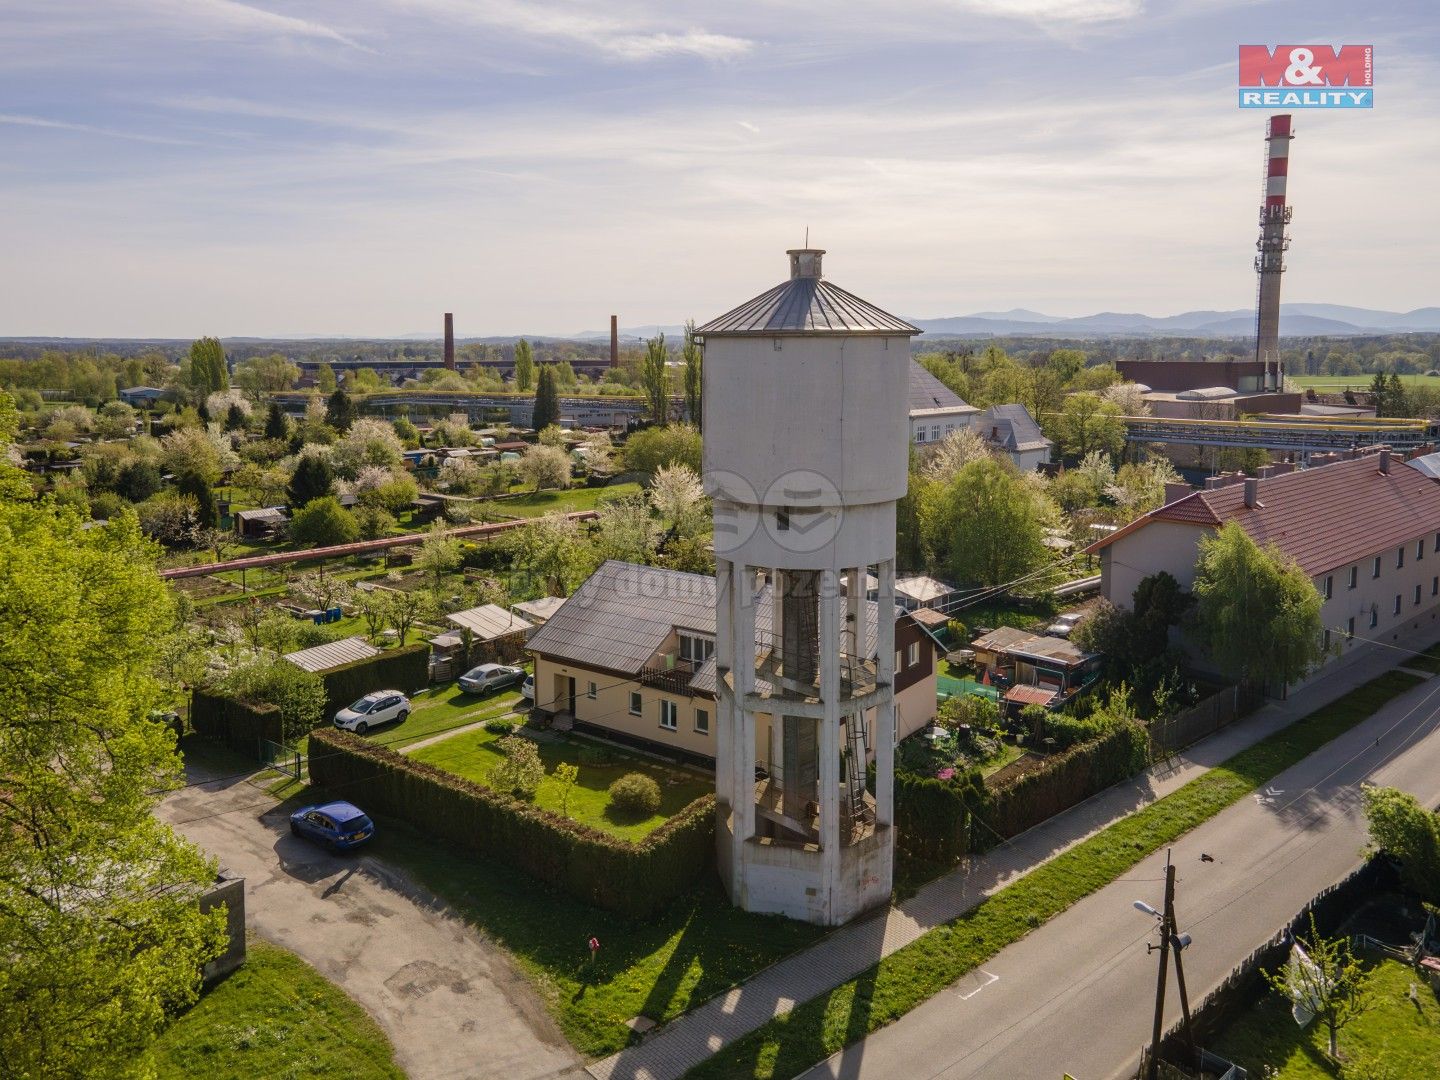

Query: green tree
[514,338,535,392]
[287,451,334,508]
[520,444,572,491]
[1191,521,1327,690]
[217,654,327,744]
[642,332,671,424]
[415,526,463,592]
[264,402,290,441]
[1361,785,1440,903]
[0,452,226,1077]
[233,353,299,396]
[919,457,1049,587]
[489,735,544,800]
[1055,392,1126,460]
[1387,372,1409,417]
[325,387,355,432]
[553,762,580,818]
[1263,913,1374,1060]
[177,472,218,528]
[531,365,560,432]
[623,424,702,478]
[288,496,359,547]
[316,363,337,394]
[186,336,228,398]
[682,320,703,430]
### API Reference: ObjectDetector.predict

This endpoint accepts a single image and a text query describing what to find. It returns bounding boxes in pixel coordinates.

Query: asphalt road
[802,671,1440,1080]
[160,763,581,1080]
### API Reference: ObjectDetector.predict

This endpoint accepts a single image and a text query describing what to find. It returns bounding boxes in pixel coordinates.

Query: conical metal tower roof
[696,249,920,337]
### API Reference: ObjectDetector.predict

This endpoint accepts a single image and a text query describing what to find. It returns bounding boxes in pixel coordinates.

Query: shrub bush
[190,689,283,757]
[307,729,714,918]
[483,717,519,735]
[608,773,662,817]
[488,735,544,799]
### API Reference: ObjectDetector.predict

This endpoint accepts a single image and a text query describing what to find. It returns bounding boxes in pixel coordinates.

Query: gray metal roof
[908,361,974,414]
[446,603,533,641]
[978,404,1053,453]
[1405,452,1440,480]
[283,636,380,673]
[527,560,886,684]
[696,248,920,337]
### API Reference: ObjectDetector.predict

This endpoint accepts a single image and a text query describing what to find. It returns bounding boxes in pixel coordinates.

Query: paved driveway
[160,761,581,1080]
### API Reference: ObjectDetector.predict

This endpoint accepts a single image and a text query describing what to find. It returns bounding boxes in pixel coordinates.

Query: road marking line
[955,970,999,1000]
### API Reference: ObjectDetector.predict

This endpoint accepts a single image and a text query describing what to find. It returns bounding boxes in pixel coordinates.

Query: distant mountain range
[570,304,1440,342]
[908,303,1440,338]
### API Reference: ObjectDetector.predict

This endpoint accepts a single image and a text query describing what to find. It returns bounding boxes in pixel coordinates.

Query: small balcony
[638,658,698,696]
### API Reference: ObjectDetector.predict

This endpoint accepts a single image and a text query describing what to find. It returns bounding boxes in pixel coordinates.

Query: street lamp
[1133,849,1198,1080]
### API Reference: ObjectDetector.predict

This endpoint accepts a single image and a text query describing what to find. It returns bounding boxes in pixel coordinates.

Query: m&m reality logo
[1238,45,1373,109]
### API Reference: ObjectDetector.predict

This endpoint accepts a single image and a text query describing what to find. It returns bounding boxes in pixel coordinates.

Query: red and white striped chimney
[1254,114,1294,390]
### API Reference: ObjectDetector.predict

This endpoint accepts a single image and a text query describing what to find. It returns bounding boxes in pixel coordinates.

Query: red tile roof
[1087,455,1440,577]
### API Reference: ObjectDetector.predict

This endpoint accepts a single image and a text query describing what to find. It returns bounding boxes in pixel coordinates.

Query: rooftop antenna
[804,226,809,247]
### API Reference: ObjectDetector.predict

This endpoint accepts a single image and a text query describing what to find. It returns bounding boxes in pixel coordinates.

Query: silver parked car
[333,691,411,735]
[458,663,526,696]
[1045,613,1083,638]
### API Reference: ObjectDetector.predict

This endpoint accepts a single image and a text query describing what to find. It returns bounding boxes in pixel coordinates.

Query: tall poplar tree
[642,331,671,424]
[531,365,559,432]
[514,338,535,392]
[682,320,703,430]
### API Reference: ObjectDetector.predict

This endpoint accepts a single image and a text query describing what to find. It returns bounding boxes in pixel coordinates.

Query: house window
[660,700,678,731]
[1346,617,1355,640]
[1394,594,1403,616]
[945,424,955,434]
[914,428,926,444]
[1416,585,1423,606]
[694,707,710,735]
[1323,628,1332,650]
[1322,575,1333,600]
[1433,576,1438,597]
[895,649,904,671]
[1348,566,1358,590]
[1370,607,1379,629]
[1398,546,1405,569]
[1419,540,1426,561]
[587,681,597,700]
[907,641,920,666]
[679,633,715,664]
[629,691,642,716]
[1435,531,1440,554]
[1373,556,1382,579]
[930,425,940,441]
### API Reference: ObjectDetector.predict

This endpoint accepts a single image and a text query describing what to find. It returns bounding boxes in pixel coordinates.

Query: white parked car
[520,674,534,701]
[1046,613,1083,639]
[334,691,411,735]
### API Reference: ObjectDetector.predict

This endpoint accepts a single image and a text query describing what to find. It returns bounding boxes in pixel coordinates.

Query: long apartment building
[1087,450,1440,685]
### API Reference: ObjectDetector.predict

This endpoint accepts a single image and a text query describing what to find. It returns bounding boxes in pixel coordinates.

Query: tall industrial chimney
[610,315,619,368]
[1254,114,1294,391]
[443,312,456,371]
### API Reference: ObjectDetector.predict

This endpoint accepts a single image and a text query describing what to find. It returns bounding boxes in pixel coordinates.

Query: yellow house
[527,561,940,768]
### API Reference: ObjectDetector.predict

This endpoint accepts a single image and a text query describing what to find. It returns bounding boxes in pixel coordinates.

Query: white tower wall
[700,248,918,927]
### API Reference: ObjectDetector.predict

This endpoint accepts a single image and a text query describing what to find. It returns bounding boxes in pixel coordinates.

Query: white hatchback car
[334,690,411,735]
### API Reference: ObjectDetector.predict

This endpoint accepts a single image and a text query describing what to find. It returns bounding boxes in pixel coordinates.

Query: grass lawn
[386,682,526,746]
[1405,642,1440,675]
[686,669,1425,1080]
[148,939,402,1080]
[496,480,642,517]
[347,815,825,1058]
[1212,955,1440,1078]
[410,727,713,840]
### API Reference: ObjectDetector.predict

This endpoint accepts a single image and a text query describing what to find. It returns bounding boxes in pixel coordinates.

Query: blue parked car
[289,801,375,852]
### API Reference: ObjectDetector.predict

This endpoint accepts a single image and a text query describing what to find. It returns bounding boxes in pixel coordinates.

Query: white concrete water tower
[696,247,920,925]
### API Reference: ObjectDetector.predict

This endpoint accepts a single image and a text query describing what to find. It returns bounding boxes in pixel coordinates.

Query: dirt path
[161,761,582,1080]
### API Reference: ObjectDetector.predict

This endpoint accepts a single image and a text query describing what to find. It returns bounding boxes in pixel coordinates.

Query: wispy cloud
[0,112,204,146]
[147,0,374,53]
[955,0,1145,23]
[399,0,752,61]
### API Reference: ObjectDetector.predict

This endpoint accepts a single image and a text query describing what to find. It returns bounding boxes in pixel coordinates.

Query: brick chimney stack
[443,313,456,371]
[610,315,619,368]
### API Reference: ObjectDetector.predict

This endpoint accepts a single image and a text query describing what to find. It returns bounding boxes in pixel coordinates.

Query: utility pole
[1141,849,1197,1080]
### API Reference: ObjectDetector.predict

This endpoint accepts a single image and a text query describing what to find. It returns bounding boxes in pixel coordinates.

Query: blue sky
[2,0,1436,337]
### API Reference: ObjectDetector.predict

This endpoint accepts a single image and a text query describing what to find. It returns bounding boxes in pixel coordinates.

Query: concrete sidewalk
[588,634,1439,1080]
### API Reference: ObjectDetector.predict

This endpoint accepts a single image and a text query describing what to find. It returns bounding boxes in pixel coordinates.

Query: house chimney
[1244,477,1260,507]
[443,312,455,371]
[1257,465,1274,479]
[1380,449,1391,474]
[610,315,619,367]
[1163,481,1191,505]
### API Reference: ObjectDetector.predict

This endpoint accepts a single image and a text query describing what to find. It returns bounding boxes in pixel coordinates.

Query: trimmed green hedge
[191,689,283,756]
[318,643,429,718]
[977,719,1149,848]
[307,728,715,919]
